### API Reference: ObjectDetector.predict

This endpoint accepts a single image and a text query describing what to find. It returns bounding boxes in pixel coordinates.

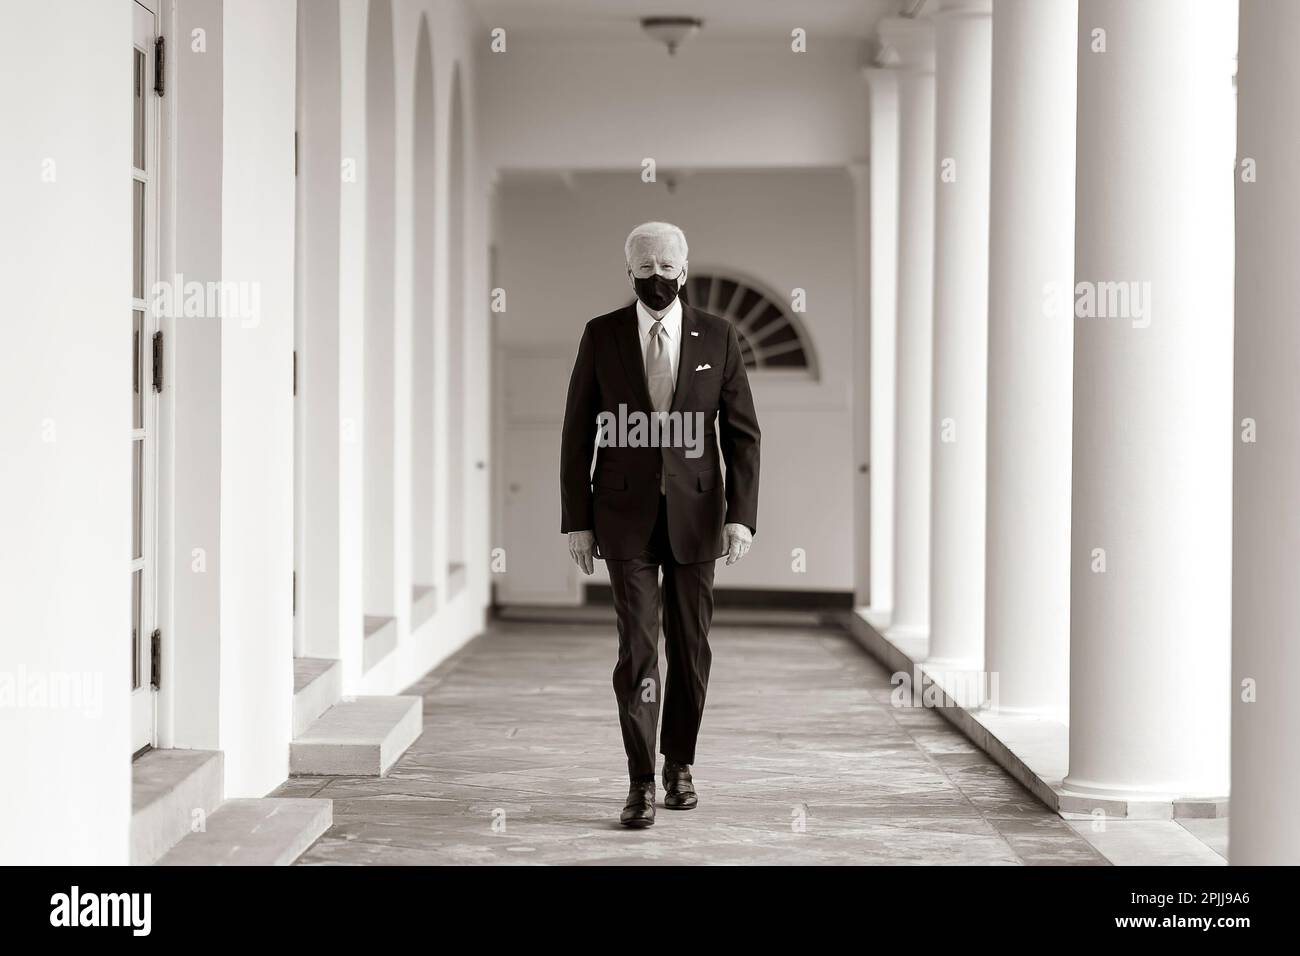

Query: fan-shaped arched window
[632,269,817,376]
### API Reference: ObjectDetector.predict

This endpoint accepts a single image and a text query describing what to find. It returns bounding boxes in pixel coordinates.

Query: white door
[501,425,580,603]
[496,348,582,604]
[131,0,162,753]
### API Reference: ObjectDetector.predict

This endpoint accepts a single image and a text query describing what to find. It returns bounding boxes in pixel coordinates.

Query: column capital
[875,16,935,74]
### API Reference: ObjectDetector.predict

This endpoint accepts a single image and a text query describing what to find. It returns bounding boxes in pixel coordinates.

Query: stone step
[290,695,423,776]
[131,748,224,866]
[157,798,331,866]
[293,657,342,738]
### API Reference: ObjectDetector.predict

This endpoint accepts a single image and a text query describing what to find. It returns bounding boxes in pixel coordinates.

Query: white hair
[624,221,688,263]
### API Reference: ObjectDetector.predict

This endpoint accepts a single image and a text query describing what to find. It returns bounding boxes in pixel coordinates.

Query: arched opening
[363,0,396,622]
[627,268,819,376]
[410,17,437,622]
[683,269,818,376]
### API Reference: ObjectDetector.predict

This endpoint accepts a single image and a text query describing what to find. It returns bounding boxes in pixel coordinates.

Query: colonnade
[863,0,1295,864]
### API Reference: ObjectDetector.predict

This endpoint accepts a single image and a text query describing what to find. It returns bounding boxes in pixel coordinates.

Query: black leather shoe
[662,760,698,810]
[620,781,656,827]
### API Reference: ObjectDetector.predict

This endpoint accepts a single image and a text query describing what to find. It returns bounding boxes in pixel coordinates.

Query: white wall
[0,0,133,864]
[376,0,493,691]
[207,0,493,753]
[363,0,400,622]
[336,0,369,688]
[480,36,871,171]
[494,168,858,595]
[296,0,343,663]
[299,0,492,697]
[161,0,301,801]
[203,0,492,772]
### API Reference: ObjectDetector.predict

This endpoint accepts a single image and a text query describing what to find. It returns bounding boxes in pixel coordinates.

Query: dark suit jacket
[560,301,761,564]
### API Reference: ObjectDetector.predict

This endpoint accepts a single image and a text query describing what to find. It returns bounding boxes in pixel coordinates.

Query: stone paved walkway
[278,620,1107,865]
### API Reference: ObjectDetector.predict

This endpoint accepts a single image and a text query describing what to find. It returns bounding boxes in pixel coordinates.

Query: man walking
[560,222,761,827]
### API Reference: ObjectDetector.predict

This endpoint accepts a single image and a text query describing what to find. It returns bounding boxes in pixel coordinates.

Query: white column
[983,0,1076,718]
[1231,0,1300,865]
[926,0,991,669]
[880,16,935,641]
[336,0,368,691]
[864,67,899,616]
[1065,0,1236,800]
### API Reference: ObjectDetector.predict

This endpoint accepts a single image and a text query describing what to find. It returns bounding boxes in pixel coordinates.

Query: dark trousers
[606,495,716,779]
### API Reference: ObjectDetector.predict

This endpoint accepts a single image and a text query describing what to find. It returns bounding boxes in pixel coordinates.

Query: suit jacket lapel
[614,302,654,414]
[671,305,701,414]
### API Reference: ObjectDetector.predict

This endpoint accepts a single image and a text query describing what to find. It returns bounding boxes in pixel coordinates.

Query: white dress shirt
[636,295,683,389]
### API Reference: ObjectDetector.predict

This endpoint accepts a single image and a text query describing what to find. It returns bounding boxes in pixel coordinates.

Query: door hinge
[292,350,297,396]
[150,629,162,691]
[294,131,299,177]
[152,330,164,392]
[292,571,297,616]
[154,35,165,97]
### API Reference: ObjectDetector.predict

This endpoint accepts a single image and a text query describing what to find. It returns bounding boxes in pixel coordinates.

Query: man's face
[626,237,688,290]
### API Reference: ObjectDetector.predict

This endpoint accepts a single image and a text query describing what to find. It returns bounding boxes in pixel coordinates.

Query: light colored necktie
[645,320,674,492]
[645,320,675,412]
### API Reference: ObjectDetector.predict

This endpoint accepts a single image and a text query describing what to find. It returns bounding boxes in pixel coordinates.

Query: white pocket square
[695,363,711,371]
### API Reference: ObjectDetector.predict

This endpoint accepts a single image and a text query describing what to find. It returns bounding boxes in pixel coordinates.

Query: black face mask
[632,272,682,311]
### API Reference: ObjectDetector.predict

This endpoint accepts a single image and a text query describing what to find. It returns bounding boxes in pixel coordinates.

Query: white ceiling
[467,0,904,41]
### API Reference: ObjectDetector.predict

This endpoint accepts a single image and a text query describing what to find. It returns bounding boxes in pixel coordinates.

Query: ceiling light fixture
[640,16,703,56]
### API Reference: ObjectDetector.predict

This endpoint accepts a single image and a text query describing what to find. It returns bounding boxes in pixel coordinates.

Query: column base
[883,622,928,662]
[1060,774,1226,806]
[860,606,892,632]
[980,702,1068,724]
[919,656,989,710]
[1059,776,1228,822]
[841,609,1230,855]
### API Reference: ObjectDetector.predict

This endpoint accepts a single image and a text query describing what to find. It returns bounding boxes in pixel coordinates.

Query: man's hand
[568,530,596,575]
[724,523,753,566]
